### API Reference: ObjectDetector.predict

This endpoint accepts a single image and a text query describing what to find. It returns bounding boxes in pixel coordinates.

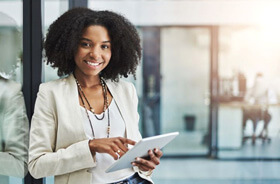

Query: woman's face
[74,25,111,78]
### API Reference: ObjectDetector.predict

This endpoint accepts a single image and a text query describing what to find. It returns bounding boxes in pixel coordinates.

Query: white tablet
[105,132,179,173]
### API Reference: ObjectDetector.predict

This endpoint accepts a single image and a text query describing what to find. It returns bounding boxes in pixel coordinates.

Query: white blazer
[28,74,153,184]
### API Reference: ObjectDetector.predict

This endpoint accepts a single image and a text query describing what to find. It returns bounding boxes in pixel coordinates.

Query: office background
[1,0,280,183]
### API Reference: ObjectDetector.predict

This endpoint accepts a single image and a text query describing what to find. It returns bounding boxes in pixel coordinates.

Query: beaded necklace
[74,74,110,138]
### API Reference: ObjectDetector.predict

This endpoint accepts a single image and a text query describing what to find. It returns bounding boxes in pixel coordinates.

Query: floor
[154,135,280,184]
[152,158,280,184]
[218,137,280,159]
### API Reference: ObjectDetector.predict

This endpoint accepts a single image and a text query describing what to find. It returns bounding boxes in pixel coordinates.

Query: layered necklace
[74,74,110,139]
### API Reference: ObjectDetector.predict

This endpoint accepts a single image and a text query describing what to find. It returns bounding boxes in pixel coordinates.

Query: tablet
[105,132,179,173]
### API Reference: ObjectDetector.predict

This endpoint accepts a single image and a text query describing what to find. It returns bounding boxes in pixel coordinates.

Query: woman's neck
[73,70,101,88]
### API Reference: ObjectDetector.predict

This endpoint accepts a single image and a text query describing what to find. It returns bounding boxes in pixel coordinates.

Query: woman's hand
[89,137,136,160]
[132,148,163,172]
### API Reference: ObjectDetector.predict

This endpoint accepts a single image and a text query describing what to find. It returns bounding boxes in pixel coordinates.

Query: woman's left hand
[132,148,163,172]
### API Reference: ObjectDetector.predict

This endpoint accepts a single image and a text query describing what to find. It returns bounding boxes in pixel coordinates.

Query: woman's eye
[81,42,91,47]
[101,45,110,49]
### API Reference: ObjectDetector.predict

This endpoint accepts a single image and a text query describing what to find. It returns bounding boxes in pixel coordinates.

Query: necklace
[73,74,110,138]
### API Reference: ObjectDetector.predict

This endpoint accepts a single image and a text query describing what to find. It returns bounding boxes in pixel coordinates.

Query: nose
[89,46,101,60]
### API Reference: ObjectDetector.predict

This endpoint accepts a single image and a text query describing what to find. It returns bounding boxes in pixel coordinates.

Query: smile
[84,60,102,66]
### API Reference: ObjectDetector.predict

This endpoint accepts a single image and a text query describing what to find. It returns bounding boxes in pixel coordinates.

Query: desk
[218,102,280,149]
[218,103,243,149]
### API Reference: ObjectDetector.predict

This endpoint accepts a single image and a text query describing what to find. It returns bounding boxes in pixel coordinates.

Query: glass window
[160,27,210,155]
[42,0,68,83]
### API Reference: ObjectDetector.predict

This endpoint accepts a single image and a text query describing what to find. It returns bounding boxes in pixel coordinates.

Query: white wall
[89,0,280,26]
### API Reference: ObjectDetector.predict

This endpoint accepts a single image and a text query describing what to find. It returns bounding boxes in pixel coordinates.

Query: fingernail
[136,157,140,161]
[132,162,136,166]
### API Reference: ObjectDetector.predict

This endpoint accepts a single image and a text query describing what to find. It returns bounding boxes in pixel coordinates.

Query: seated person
[242,73,271,144]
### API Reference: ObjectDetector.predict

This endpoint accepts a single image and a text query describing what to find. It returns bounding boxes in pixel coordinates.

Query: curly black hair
[44,8,141,81]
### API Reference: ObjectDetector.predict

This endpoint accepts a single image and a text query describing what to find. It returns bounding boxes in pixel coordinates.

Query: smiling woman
[74,25,112,79]
[44,8,141,81]
[28,7,162,184]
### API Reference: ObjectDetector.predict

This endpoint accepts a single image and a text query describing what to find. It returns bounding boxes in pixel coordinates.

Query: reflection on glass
[218,26,280,158]
[161,27,210,155]
[0,10,29,184]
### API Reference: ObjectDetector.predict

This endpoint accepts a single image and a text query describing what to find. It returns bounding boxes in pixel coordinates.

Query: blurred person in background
[242,73,271,144]
[0,12,29,183]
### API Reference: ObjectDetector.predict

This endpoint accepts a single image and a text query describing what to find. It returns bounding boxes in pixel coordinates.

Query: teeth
[85,61,100,66]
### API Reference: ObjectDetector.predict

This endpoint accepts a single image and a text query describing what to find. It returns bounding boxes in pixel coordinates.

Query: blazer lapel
[65,74,88,140]
[106,81,132,138]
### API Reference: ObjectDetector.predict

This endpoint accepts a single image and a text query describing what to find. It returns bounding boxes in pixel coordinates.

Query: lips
[84,60,102,66]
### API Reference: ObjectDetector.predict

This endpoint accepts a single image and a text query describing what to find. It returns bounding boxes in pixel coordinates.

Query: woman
[28,7,162,184]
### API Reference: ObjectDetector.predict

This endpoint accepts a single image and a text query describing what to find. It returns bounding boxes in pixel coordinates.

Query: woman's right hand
[88,137,136,160]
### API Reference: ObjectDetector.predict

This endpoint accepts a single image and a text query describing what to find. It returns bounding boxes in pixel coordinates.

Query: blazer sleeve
[28,84,96,179]
[131,83,142,140]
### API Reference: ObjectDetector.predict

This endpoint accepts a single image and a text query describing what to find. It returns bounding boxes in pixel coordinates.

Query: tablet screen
[106,132,179,173]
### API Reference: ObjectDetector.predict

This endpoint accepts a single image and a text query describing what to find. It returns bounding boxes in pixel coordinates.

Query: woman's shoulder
[106,79,135,91]
[107,79,132,85]
[106,79,137,99]
[39,75,73,92]
[0,79,22,99]
[0,78,21,92]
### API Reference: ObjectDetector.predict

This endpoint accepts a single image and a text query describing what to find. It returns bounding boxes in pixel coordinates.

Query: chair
[242,105,271,145]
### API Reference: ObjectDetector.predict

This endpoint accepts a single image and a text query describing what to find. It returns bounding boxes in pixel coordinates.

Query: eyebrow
[80,37,111,43]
